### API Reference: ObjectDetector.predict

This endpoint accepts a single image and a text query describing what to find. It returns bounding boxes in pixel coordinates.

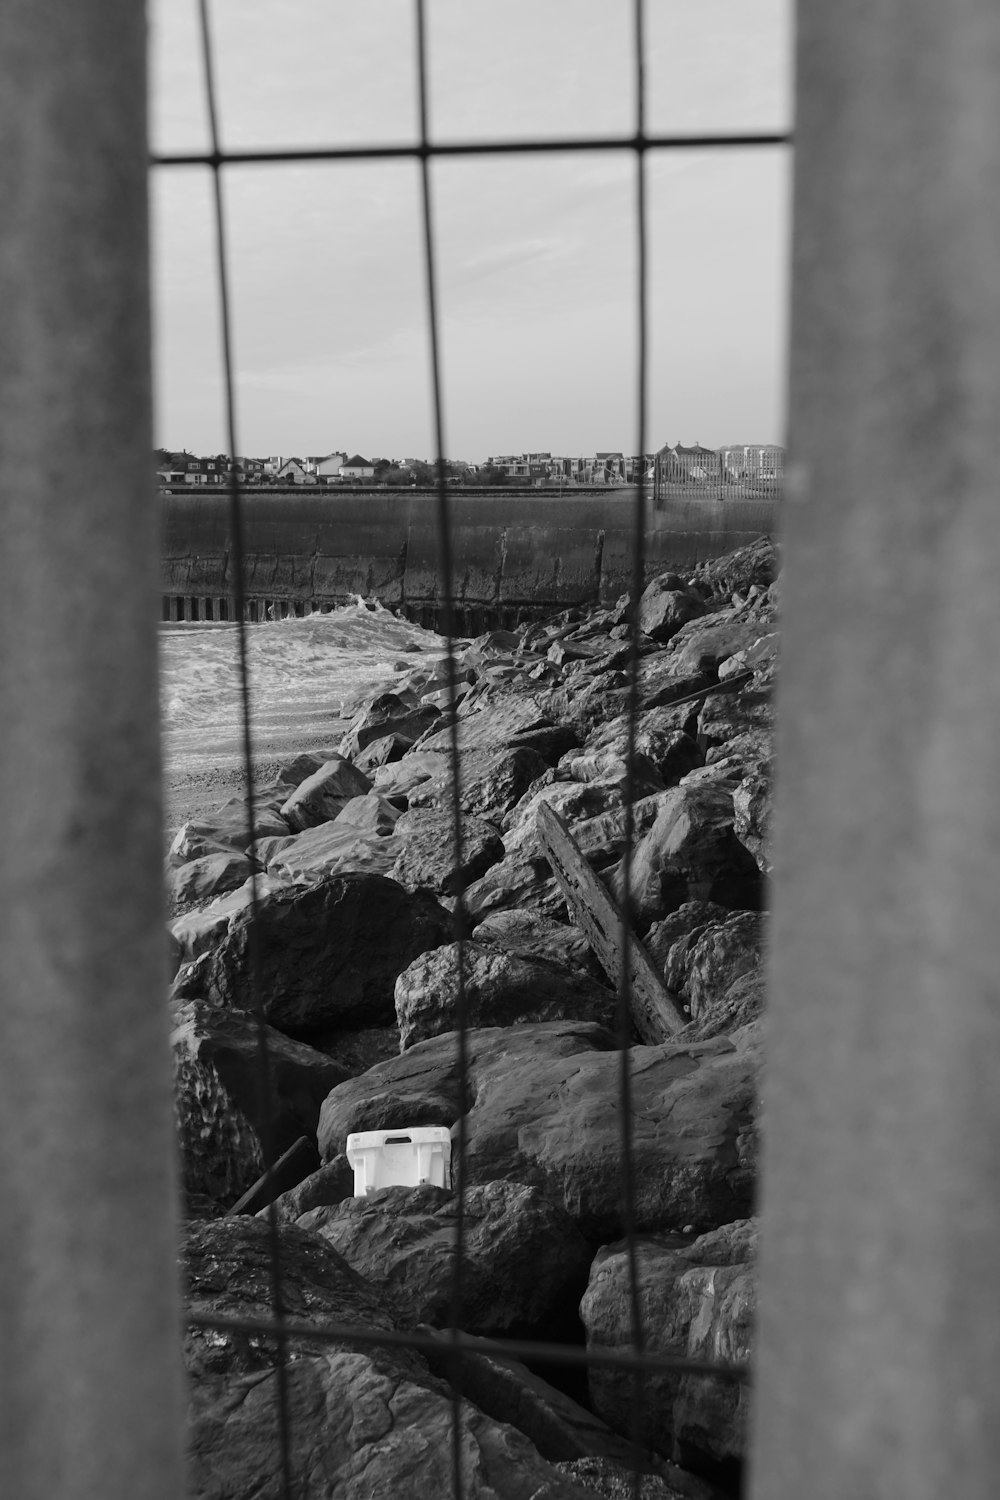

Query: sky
[149,0,793,464]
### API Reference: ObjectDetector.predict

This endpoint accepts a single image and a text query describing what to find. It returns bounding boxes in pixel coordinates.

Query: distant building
[341,454,375,481]
[312,451,348,481]
[276,457,311,483]
[718,444,786,485]
[655,442,720,484]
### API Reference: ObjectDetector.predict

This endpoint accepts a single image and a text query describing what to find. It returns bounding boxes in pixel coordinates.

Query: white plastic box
[346,1125,452,1196]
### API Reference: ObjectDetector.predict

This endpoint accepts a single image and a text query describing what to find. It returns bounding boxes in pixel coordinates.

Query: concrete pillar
[751,3,1000,1497]
[0,6,185,1499]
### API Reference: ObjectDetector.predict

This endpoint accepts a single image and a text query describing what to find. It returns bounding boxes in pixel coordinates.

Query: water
[159,601,448,782]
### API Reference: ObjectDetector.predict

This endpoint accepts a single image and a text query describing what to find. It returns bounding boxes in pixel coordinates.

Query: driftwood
[536,801,686,1043]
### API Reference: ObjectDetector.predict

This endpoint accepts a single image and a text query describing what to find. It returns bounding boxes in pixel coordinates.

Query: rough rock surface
[338,692,440,758]
[608,786,762,932]
[556,1456,723,1500]
[183,1218,598,1500]
[166,850,256,907]
[169,874,289,972]
[406,744,550,824]
[460,1031,760,1241]
[638,577,707,644]
[580,1220,756,1472]
[394,941,618,1051]
[472,908,606,980]
[390,806,506,896]
[732,764,772,874]
[660,911,766,1023]
[318,1021,618,1161]
[318,1023,758,1243]
[299,1179,592,1336]
[331,792,402,835]
[279,755,373,831]
[174,874,452,1033]
[264,821,402,883]
[172,1000,349,1209]
[168,821,245,867]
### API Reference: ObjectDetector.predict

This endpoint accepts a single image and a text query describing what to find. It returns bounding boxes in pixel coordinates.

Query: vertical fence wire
[195,4,295,1496]
[615,9,651,1490]
[413,4,471,1495]
[156,3,790,1493]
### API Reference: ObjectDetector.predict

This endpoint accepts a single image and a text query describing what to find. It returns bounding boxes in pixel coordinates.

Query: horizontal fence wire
[151,130,790,168]
[167,5,786,1496]
[185,1310,749,1384]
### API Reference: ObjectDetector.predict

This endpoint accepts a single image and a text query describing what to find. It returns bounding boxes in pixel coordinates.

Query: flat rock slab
[394,941,618,1051]
[183,1218,598,1500]
[580,1219,756,1470]
[174,873,452,1034]
[299,1179,592,1337]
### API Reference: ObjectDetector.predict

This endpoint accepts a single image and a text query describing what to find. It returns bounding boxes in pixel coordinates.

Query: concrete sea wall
[160,489,779,627]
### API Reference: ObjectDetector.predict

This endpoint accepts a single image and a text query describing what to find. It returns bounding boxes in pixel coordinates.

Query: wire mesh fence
[155,4,790,1495]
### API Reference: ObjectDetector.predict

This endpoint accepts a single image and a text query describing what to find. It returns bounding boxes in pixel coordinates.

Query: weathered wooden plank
[536,800,686,1042]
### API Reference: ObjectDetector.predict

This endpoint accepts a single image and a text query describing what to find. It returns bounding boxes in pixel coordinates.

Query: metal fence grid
[152,4,791,1495]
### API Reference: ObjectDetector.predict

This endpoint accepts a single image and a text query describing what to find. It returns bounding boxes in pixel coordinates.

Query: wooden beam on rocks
[537,801,686,1043]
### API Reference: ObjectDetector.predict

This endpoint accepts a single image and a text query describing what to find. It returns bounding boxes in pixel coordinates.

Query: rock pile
[169,536,778,1498]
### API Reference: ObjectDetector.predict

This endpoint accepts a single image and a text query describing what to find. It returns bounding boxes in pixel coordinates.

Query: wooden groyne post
[751,1,1000,1495]
[0,4,184,1497]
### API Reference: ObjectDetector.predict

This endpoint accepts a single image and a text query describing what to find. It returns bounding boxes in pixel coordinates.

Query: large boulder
[279,755,373,831]
[174,874,452,1034]
[167,821,243,868]
[202,793,292,847]
[332,792,402,835]
[299,1179,592,1337]
[166,850,256,908]
[318,1021,617,1162]
[169,874,290,971]
[461,1032,760,1242]
[406,744,550,824]
[172,1000,349,1210]
[692,535,776,602]
[580,1220,756,1472]
[390,807,506,897]
[263,821,403,883]
[420,696,563,755]
[318,1024,759,1244]
[394,941,618,1051]
[659,911,766,1025]
[638,577,707,644]
[472,908,605,980]
[182,1218,598,1500]
[665,614,767,681]
[682,970,766,1042]
[695,690,774,757]
[338,692,441,758]
[607,786,762,932]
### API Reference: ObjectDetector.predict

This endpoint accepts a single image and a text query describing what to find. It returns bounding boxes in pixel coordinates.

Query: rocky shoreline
[168,536,777,1500]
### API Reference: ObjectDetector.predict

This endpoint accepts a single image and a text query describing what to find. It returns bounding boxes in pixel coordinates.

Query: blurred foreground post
[752,2,1000,1496]
[0,4,184,1497]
